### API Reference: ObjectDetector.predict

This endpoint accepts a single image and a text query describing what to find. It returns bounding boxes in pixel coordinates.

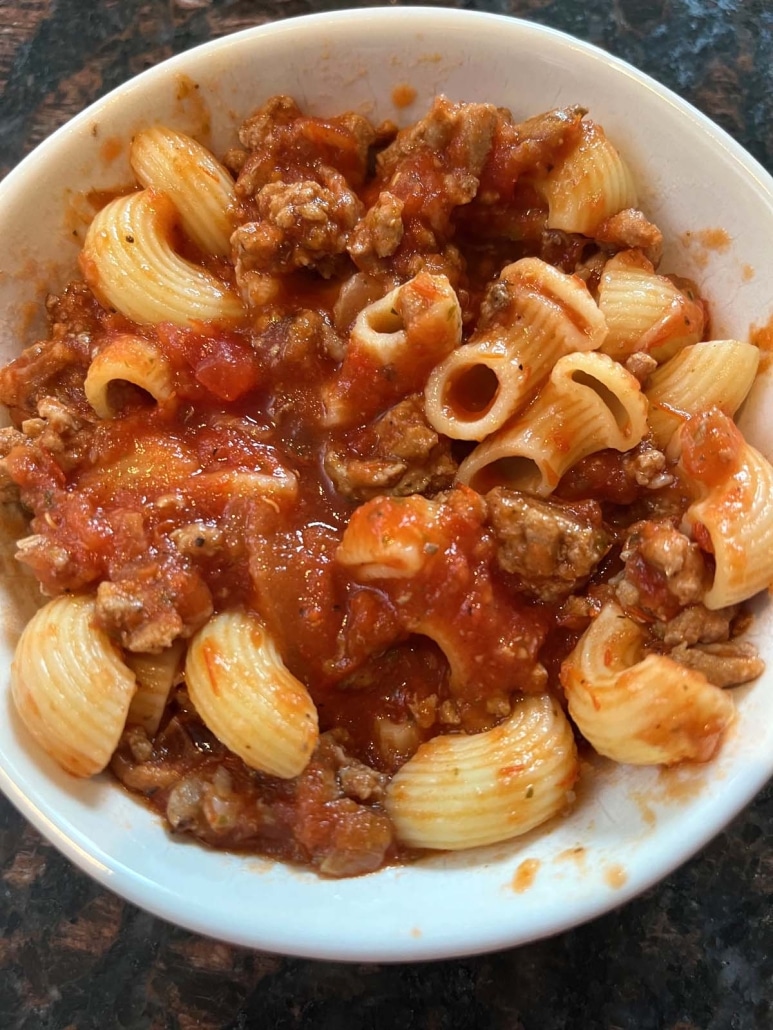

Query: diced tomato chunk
[194,338,260,401]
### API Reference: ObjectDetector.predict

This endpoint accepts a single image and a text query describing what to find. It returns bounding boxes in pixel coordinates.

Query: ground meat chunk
[15,533,71,584]
[624,351,659,385]
[232,96,374,206]
[486,488,613,603]
[669,640,764,688]
[0,427,25,501]
[324,395,457,501]
[237,94,304,152]
[594,209,664,265]
[320,733,390,802]
[233,167,363,281]
[292,732,393,877]
[357,97,498,279]
[0,283,106,425]
[46,280,107,339]
[652,604,736,647]
[36,396,82,434]
[626,443,674,489]
[95,556,213,651]
[0,332,91,425]
[112,718,394,877]
[557,440,673,506]
[169,521,224,558]
[256,309,344,369]
[476,275,518,328]
[454,106,586,246]
[377,95,498,184]
[395,243,467,290]
[325,452,407,498]
[336,759,388,802]
[18,394,85,462]
[347,190,405,270]
[614,520,711,621]
[0,425,25,456]
[229,97,376,289]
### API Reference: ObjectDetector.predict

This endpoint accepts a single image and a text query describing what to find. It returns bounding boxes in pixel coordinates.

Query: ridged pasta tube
[560,601,735,765]
[457,350,648,495]
[385,694,578,850]
[185,610,319,779]
[425,258,608,441]
[645,340,759,448]
[539,119,638,235]
[323,271,462,427]
[597,251,705,362]
[677,410,773,608]
[130,125,236,257]
[84,334,176,418]
[335,493,444,580]
[81,190,245,327]
[125,641,184,736]
[11,595,137,777]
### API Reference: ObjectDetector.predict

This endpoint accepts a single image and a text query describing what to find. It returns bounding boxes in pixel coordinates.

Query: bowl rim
[5,5,773,200]
[1,5,773,962]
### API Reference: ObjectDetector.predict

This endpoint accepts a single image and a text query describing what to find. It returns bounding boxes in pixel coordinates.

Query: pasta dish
[0,95,769,877]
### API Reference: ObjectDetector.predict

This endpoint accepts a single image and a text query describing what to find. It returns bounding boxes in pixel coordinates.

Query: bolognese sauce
[0,95,764,876]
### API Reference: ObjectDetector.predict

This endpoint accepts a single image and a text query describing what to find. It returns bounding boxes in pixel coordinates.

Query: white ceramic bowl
[1,7,772,962]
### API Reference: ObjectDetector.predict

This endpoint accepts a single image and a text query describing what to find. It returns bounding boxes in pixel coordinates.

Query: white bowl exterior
[1,8,772,960]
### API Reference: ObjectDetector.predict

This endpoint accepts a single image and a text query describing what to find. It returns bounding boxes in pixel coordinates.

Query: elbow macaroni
[539,120,638,234]
[385,695,578,849]
[645,339,759,448]
[125,641,185,736]
[323,271,462,427]
[130,125,237,258]
[597,250,705,362]
[81,189,244,327]
[677,411,773,609]
[11,595,137,777]
[84,334,176,418]
[185,610,319,780]
[561,602,735,765]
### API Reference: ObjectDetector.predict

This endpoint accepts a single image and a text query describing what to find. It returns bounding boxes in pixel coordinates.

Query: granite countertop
[1,2,772,1027]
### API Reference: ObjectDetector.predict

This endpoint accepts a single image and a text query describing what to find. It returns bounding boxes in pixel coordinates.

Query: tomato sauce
[0,94,751,876]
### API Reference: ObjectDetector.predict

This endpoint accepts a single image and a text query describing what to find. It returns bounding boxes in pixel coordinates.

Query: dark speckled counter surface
[1,2,772,1027]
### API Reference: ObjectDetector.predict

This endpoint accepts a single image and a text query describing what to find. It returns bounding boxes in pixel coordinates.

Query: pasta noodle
[385,695,578,849]
[185,610,319,779]
[561,602,735,765]
[130,125,237,258]
[337,489,551,697]
[677,409,773,609]
[539,119,638,234]
[125,642,185,737]
[597,250,705,363]
[645,339,759,448]
[456,350,648,494]
[84,334,176,418]
[11,595,137,777]
[0,93,767,876]
[424,257,607,441]
[323,271,462,427]
[80,190,244,327]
